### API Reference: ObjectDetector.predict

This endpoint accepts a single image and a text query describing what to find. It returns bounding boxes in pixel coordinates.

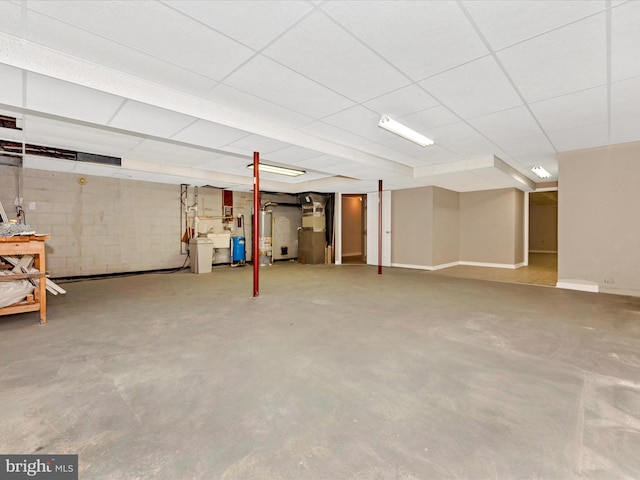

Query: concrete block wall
[1,165,184,277]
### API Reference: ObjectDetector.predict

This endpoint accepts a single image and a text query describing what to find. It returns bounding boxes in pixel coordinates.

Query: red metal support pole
[253,152,260,297]
[378,179,382,275]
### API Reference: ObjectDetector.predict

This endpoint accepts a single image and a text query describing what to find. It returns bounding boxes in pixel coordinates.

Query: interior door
[366,190,391,267]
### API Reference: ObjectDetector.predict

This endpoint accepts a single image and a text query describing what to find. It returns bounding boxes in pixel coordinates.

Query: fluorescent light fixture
[378,115,434,147]
[531,165,551,179]
[247,163,305,177]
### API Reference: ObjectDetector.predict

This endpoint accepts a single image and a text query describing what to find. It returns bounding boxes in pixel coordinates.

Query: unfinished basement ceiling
[1,1,639,193]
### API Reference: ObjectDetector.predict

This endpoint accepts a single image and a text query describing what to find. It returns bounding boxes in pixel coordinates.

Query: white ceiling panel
[359,143,422,167]
[548,122,609,152]
[0,1,21,37]
[529,86,608,132]
[0,62,23,106]
[108,101,196,138]
[292,155,346,170]
[204,84,312,128]
[423,122,496,154]
[127,139,219,167]
[400,105,460,131]
[226,133,292,156]
[323,1,487,81]
[23,116,144,155]
[498,134,557,158]
[364,85,439,117]
[463,0,605,50]
[26,73,123,124]
[171,120,250,149]
[610,76,640,121]
[264,11,409,102]
[26,0,255,81]
[264,146,324,164]
[468,106,542,142]
[610,115,640,145]
[321,106,383,141]
[297,121,372,148]
[222,55,355,118]
[611,1,640,82]
[22,10,218,96]
[419,56,522,119]
[498,14,607,103]
[165,0,314,51]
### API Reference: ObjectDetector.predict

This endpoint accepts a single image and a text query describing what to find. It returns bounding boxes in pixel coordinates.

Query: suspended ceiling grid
[1,0,639,193]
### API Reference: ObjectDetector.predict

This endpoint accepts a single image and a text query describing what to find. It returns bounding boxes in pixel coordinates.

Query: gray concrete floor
[1,263,640,479]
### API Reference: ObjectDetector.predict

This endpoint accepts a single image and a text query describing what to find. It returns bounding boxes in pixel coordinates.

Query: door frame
[524,186,558,267]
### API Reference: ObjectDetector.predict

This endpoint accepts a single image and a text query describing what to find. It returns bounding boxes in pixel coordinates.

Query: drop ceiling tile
[204,84,312,128]
[293,155,346,169]
[419,56,522,118]
[264,11,409,102]
[611,1,640,81]
[264,146,324,164]
[24,10,218,95]
[363,85,439,117]
[463,0,605,50]
[24,116,144,156]
[108,101,196,138]
[298,121,371,148]
[497,13,607,103]
[165,0,313,50]
[358,143,420,166]
[400,105,460,131]
[498,133,557,158]
[529,86,607,132]
[610,115,640,145]
[222,55,355,119]
[610,76,640,120]
[26,73,123,124]
[26,1,255,81]
[468,106,542,142]
[227,134,292,155]
[323,1,487,80]
[321,106,383,141]
[548,122,609,152]
[0,63,22,106]
[128,139,218,167]
[0,1,21,38]
[423,121,495,155]
[171,120,250,149]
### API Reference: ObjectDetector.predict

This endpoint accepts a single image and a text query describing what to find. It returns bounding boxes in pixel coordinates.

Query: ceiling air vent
[0,139,121,166]
[0,115,22,130]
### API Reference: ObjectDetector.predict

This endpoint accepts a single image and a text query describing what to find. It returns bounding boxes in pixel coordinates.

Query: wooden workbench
[0,235,50,324]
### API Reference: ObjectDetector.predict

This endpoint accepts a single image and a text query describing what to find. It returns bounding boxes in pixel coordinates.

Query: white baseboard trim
[391,261,460,271]
[459,261,522,270]
[529,250,558,254]
[391,261,524,271]
[556,280,599,293]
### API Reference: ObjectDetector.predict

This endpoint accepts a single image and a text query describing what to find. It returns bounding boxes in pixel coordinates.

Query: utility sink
[207,233,231,249]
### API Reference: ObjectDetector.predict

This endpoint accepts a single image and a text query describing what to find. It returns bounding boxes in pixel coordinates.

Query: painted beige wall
[391,186,433,266]
[341,195,363,256]
[459,188,523,265]
[432,187,459,265]
[558,141,640,296]
[529,206,557,252]
[514,190,525,264]
[1,166,184,277]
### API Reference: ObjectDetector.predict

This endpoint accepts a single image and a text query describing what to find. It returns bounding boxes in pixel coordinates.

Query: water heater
[258,210,273,266]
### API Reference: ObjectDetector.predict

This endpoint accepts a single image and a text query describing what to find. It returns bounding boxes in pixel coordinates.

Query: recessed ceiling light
[247,163,305,177]
[531,165,551,179]
[378,115,434,147]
